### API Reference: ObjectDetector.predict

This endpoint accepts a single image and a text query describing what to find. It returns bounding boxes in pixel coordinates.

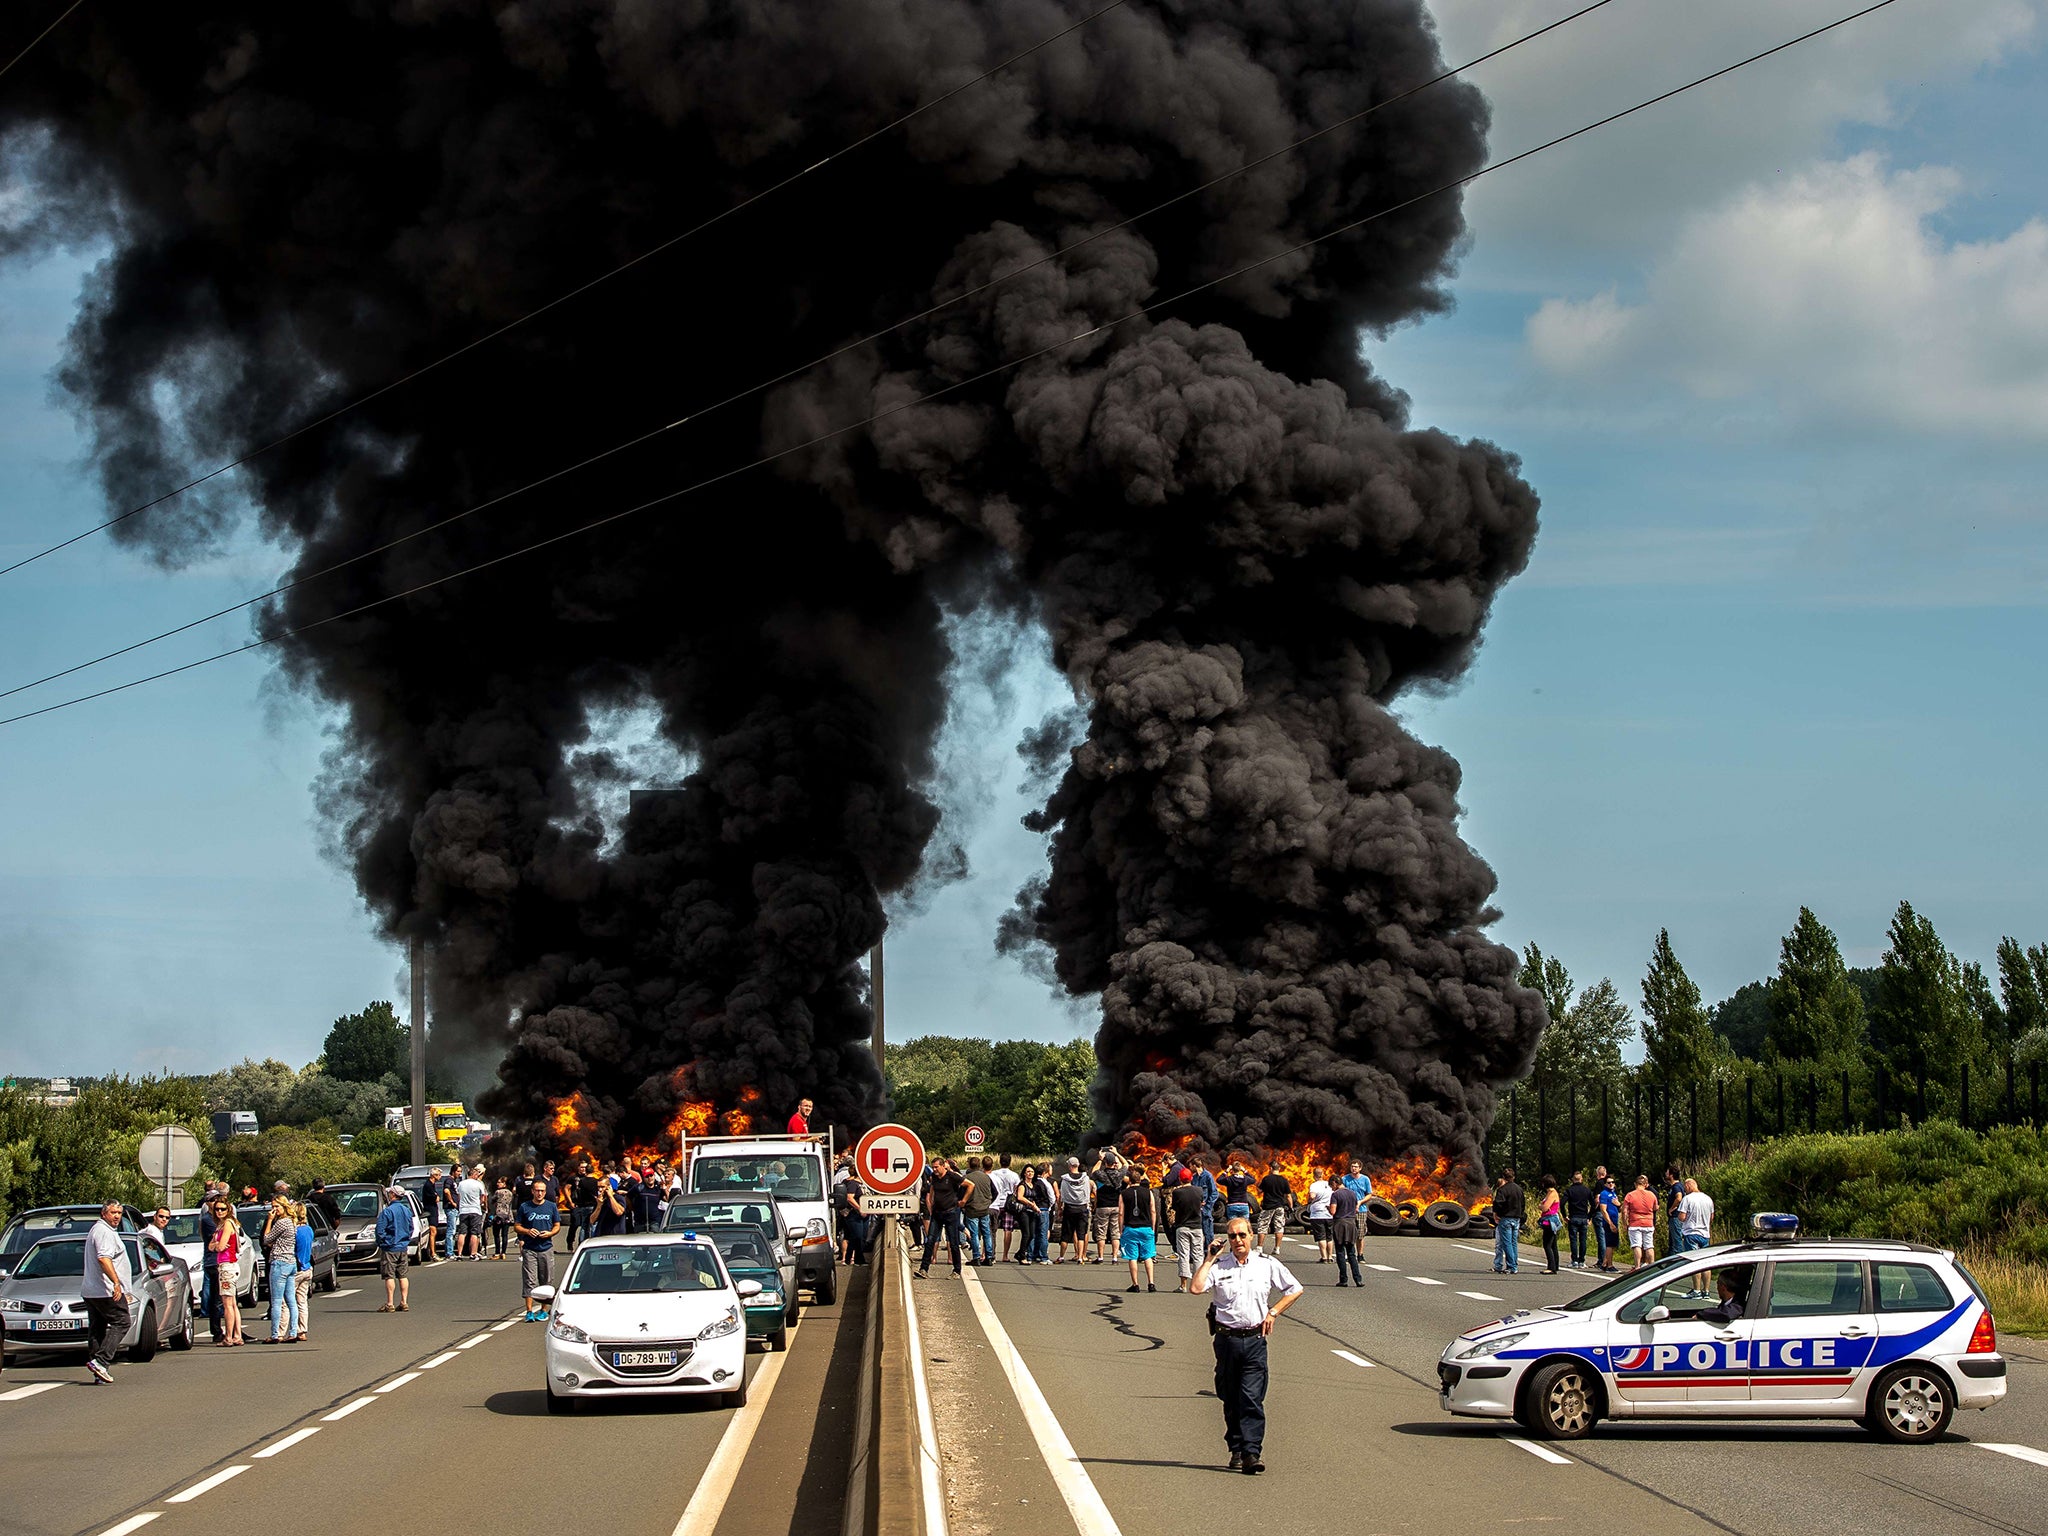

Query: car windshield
[14,1236,144,1281]
[1,1212,101,1254]
[334,1190,382,1218]
[1557,1253,1696,1312]
[692,1156,822,1200]
[666,1200,778,1232]
[434,1113,467,1130]
[565,1243,726,1294]
[160,1214,205,1244]
[705,1228,778,1269]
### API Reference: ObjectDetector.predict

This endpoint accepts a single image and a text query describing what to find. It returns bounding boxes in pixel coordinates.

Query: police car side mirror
[1643,1305,1671,1324]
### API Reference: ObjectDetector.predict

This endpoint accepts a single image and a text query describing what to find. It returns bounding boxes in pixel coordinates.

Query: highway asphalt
[949,1233,2048,1536]
[0,1249,865,1536]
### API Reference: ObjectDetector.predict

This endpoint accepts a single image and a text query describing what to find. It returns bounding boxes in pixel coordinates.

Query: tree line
[882,1035,1096,1155]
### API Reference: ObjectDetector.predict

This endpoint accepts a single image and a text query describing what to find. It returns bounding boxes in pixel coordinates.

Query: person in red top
[787,1097,814,1136]
[1620,1173,1662,1271]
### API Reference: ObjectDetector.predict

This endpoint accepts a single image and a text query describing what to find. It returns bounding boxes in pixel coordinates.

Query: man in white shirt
[456,1167,487,1260]
[1191,1216,1304,1474]
[81,1200,133,1384]
[1678,1179,1715,1251]
[987,1154,1022,1262]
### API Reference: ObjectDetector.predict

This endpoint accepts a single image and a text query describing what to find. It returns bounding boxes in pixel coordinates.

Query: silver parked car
[0,1233,195,1364]
[324,1182,429,1266]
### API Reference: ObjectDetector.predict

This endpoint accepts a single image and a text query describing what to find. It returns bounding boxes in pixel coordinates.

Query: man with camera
[1190,1215,1304,1474]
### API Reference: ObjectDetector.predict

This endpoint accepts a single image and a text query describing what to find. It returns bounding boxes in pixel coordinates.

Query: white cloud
[1421,0,2042,282]
[1525,152,2048,436]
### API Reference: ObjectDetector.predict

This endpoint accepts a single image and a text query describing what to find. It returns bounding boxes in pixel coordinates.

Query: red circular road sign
[963,1124,984,1148]
[854,1123,926,1196]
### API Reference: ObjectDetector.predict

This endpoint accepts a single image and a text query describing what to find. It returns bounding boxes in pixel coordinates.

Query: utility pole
[869,938,885,1071]
[409,935,427,1169]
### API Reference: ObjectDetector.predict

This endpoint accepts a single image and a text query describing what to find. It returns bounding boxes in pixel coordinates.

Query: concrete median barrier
[841,1217,946,1536]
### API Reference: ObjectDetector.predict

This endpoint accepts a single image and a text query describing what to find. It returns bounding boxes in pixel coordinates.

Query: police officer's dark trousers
[1212,1328,1268,1458]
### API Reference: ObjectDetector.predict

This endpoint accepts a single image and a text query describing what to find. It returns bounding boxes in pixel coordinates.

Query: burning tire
[1364,1197,1401,1236]
[1421,1200,1470,1237]
[1395,1199,1423,1222]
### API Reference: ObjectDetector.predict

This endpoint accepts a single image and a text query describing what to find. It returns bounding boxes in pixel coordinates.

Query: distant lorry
[383,1102,470,1144]
[211,1110,259,1141]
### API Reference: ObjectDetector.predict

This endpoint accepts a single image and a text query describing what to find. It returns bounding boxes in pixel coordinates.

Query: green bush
[346,1128,415,1184]
[1700,1121,2048,1260]
[0,1079,217,1219]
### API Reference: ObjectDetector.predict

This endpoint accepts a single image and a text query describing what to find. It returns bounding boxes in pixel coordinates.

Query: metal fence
[1486,1056,2047,1182]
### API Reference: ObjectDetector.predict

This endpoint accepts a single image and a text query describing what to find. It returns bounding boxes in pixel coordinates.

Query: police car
[1437,1214,2005,1442]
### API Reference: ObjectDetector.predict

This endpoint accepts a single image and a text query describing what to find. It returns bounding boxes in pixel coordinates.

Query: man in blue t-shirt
[515,1182,561,1321]
[1595,1177,1621,1272]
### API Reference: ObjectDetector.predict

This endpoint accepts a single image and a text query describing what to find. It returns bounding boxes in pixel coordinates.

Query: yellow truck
[383,1103,470,1144]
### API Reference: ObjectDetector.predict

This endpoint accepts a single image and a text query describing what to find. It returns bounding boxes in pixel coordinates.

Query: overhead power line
[0,0,82,86]
[0,0,1127,580]
[0,0,1623,707]
[0,0,1905,733]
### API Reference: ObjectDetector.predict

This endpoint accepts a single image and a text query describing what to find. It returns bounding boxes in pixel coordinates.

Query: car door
[1749,1258,1873,1403]
[1607,1260,1759,1408]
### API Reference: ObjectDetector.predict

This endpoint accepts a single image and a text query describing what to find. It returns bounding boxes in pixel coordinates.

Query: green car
[703,1224,795,1351]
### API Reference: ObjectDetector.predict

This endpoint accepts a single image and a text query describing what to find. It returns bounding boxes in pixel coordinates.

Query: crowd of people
[1482,1164,1717,1275]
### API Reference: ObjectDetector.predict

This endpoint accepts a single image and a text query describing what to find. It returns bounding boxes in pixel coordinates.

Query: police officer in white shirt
[1191,1214,1304,1473]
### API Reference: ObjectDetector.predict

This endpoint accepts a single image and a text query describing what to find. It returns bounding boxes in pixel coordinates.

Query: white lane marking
[166,1465,251,1503]
[375,1371,422,1392]
[326,1289,361,1298]
[0,1381,63,1401]
[1503,1435,1573,1466]
[669,1342,794,1535]
[1408,1276,1446,1286]
[490,1318,522,1332]
[1455,1244,1497,1257]
[97,1516,161,1536]
[1459,1291,1503,1302]
[420,1350,460,1368]
[1979,1443,2048,1468]
[961,1255,1119,1536]
[323,1395,377,1421]
[254,1427,321,1459]
[1365,1264,1397,1272]
[457,1332,493,1349]
[1332,1349,1377,1369]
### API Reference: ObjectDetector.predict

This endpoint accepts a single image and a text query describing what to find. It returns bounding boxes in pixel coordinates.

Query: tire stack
[1421,1200,1470,1238]
[1363,1196,1402,1236]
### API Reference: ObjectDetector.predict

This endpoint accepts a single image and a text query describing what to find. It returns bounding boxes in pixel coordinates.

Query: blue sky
[3,0,2045,1077]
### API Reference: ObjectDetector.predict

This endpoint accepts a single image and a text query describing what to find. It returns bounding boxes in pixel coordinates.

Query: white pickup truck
[684,1134,839,1305]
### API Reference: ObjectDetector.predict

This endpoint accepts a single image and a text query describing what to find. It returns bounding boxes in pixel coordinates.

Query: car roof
[568,1232,716,1247]
[1703,1238,1952,1259]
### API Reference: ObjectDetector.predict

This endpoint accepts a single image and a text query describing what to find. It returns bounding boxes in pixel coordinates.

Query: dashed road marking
[1332,1349,1377,1369]
[1365,1263,1397,1272]
[1407,1276,1446,1286]
[1455,1244,1496,1257]
[420,1350,460,1369]
[491,1318,522,1332]
[1503,1436,1573,1466]
[375,1371,422,1392]
[1979,1443,2048,1469]
[458,1332,493,1348]
[1459,1291,1503,1302]
[254,1427,320,1459]
[0,1381,63,1401]
[326,1289,361,1298]
[323,1395,377,1421]
[166,1466,251,1503]
[98,1516,161,1536]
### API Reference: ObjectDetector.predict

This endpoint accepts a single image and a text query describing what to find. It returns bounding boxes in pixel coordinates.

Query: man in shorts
[1621,1173,1661,1270]
[376,1187,414,1312]
[1120,1166,1161,1292]
[1253,1169,1293,1256]
[456,1164,487,1260]
[1088,1152,1124,1264]
[1056,1158,1092,1264]
[515,1179,560,1320]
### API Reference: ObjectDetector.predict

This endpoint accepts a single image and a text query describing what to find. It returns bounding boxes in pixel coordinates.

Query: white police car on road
[533,1231,761,1415]
[1438,1214,2005,1442]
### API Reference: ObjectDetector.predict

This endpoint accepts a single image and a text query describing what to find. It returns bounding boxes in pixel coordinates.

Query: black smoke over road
[3,0,1543,1164]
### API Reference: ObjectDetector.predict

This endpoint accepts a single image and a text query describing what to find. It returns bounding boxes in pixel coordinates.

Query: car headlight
[805,1218,828,1241]
[547,1316,591,1345]
[698,1305,743,1341]
[1455,1331,1528,1361]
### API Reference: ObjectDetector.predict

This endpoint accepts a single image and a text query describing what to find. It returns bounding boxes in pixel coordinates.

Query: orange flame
[548,1076,768,1163]
[1117,1132,1490,1214]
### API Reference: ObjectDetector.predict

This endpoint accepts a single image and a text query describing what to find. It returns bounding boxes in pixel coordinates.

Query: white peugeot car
[535,1232,759,1414]
[1439,1214,2005,1443]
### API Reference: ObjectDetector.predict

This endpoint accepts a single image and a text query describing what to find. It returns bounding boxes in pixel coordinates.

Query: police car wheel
[1866,1366,1953,1443]
[1521,1360,1600,1439]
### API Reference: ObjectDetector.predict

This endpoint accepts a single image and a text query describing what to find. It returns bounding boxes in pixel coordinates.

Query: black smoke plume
[3,0,1544,1166]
